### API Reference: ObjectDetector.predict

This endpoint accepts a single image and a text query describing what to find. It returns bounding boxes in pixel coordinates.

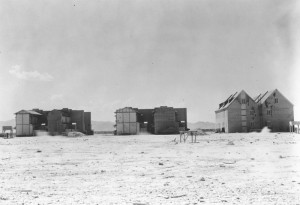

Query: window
[267,109,272,115]
[250,122,254,127]
[241,99,246,104]
[275,98,278,103]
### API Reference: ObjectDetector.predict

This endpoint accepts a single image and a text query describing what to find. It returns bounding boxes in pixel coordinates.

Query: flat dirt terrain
[1,132,300,204]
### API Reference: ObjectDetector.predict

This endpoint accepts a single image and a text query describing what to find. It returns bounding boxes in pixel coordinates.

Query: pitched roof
[253,94,261,102]
[255,89,293,105]
[254,90,275,103]
[15,110,42,115]
[216,91,239,112]
[216,90,258,112]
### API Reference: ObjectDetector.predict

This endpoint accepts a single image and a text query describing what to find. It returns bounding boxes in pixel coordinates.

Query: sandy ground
[1,132,300,205]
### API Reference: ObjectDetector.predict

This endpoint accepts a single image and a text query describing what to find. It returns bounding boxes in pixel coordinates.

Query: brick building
[215,89,293,133]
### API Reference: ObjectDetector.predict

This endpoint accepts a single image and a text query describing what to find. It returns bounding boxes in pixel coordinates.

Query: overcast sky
[0,0,299,122]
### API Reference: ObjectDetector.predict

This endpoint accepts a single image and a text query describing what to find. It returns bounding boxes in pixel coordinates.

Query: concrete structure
[47,108,93,135]
[115,107,140,135]
[153,106,179,134]
[15,108,93,136]
[115,106,187,135]
[15,110,42,136]
[84,112,93,135]
[215,89,293,133]
[47,109,71,135]
[71,110,85,133]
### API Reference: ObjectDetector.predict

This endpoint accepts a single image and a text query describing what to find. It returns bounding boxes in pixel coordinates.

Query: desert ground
[1,131,300,205]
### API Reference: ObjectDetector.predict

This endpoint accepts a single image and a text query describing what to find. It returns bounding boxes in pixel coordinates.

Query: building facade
[215,89,293,133]
[255,89,294,132]
[47,109,71,135]
[115,107,140,135]
[115,106,187,135]
[153,106,179,134]
[15,110,42,136]
[15,108,93,136]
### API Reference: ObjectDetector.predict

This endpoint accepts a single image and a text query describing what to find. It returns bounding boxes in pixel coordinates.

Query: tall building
[255,89,294,132]
[215,89,293,133]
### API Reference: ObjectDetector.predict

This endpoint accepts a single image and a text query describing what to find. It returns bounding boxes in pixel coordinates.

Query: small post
[179,131,182,143]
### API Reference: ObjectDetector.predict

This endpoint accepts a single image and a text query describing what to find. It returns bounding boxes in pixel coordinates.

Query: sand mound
[260,127,271,133]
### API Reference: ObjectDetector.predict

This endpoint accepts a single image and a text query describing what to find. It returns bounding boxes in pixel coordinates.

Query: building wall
[116,107,140,135]
[16,113,33,136]
[215,110,228,132]
[153,107,179,134]
[84,112,92,134]
[116,122,140,135]
[261,91,294,132]
[174,108,187,130]
[227,98,243,133]
[227,91,260,133]
[71,110,85,133]
[47,110,65,135]
[247,96,260,131]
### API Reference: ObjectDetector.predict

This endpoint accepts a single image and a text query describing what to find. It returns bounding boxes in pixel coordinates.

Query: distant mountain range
[91,121,115,131]
[0,119,215,131]
[91,121,216,131]
[187,121,216,130]
[0,119,15,128]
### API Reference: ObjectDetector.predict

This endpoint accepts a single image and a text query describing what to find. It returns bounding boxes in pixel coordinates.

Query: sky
[0,0,299,123]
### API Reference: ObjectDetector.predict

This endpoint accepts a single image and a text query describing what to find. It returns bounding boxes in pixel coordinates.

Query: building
[84,112,93,135]
[255,89,294,132]
[115,107,140,135]
[115,106,187,135]
[47,108,93,135]
[153,106,179,134]
[15,110,43,136]
[47,109,71,135]
[215,89,293,133]
[15,108,93,136]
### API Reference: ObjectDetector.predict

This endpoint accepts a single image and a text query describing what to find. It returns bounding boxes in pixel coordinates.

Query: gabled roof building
[255,89,294,132]
[215,89,293,133]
